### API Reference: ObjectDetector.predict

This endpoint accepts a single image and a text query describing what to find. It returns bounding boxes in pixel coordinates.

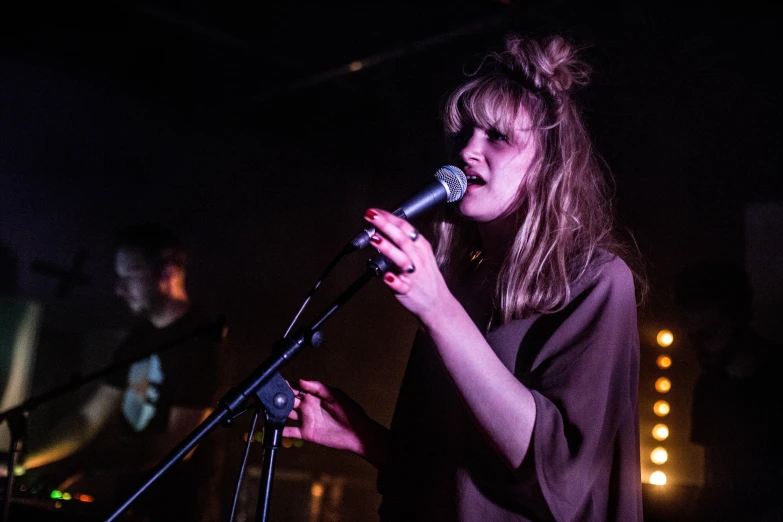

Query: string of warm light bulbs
[649,329,673,486]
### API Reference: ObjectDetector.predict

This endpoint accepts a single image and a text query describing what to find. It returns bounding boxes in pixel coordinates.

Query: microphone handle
[346,179,448,253]
[397,179,448,220]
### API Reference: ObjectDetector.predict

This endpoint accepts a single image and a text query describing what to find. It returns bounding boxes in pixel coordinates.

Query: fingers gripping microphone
[345,165,467,253]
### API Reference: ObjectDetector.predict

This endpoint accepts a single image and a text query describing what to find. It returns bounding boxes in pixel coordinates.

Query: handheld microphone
[344,165,467,253]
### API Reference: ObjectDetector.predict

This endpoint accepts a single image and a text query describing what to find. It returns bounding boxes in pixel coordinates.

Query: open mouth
[466,174,486,186]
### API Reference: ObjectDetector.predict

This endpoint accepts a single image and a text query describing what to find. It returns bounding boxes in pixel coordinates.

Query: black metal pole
[0,317,225,522]
[0,410,25,522]
[102,261,383,521]
[0,318,226,425]
[229,408,261,522]
[103,410,229,521]
[255,420,283,522]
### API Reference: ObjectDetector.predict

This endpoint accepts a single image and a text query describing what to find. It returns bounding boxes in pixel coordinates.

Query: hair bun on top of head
[492,34,591,98]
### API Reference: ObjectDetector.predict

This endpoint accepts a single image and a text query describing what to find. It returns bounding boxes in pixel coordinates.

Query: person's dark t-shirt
[94,306,225,521]
[101,307,222,470]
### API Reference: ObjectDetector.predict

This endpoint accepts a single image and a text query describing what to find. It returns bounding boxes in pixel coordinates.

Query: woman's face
[455,112,537,223]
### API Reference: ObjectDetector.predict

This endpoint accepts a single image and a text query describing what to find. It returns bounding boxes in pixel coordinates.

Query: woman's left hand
[364,208,455,325]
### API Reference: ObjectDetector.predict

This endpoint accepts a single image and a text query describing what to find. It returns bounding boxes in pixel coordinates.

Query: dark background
[1,3,781,520]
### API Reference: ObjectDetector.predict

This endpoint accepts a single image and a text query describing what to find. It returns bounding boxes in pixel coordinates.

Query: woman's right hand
[283,379,389,469]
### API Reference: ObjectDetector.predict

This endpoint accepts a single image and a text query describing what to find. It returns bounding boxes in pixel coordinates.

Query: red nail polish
[384,273,395,283]
[370,234,382,244]
[365,209,378,220]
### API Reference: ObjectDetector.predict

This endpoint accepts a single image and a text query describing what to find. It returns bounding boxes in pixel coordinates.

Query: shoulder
[569,250,635,306]
[543,250,639,346]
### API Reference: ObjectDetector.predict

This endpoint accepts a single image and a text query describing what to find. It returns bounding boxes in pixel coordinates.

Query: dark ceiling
[4,4,778,163]
[9,4,773,127]
[3,3,524,122]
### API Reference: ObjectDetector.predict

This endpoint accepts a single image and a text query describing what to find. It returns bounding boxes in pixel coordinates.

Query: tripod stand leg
[1,410,27,522]
[255,418,283,522]
[1,440,20,522]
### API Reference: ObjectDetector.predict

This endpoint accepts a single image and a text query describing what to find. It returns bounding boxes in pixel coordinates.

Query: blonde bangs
[443,77,525,139]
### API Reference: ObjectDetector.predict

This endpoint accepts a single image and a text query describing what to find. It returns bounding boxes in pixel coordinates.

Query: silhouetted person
[675,260,783,521]
[24,224,226,521]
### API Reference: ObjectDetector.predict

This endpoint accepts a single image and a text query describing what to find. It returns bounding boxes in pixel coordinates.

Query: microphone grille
[435,166,467,203]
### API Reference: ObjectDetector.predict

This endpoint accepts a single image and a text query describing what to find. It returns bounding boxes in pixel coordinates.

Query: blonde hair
[434,34,631,322]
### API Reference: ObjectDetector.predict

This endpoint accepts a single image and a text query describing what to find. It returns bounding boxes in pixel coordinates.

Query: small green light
[51,490,63,499]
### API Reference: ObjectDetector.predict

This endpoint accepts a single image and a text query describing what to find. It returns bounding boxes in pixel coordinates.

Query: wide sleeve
[523,257,642,521]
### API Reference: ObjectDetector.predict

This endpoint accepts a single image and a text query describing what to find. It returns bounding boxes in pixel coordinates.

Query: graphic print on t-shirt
[122,354,164,432]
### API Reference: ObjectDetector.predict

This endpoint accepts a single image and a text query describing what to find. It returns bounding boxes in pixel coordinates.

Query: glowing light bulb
[650,447,668,464]
[655,377,672,393]
[657,330,674,347]
[311,483,325,498]
[654,400,670,416]
[649,470,667,485]
[652,423,669,441]
[656,355,672,369]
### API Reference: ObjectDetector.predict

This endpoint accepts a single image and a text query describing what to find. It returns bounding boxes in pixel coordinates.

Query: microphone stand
[103,252,394,522]
[0,316,227,522]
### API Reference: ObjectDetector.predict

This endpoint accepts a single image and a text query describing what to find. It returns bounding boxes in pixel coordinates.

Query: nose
[459,129,483,165]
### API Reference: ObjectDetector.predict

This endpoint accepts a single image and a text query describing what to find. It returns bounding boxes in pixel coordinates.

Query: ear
[158,264,185,298]
[159,264,185,294]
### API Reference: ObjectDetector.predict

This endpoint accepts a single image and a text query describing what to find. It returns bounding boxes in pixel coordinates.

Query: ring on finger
[405,263,416,274]
[409,229,419,242]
